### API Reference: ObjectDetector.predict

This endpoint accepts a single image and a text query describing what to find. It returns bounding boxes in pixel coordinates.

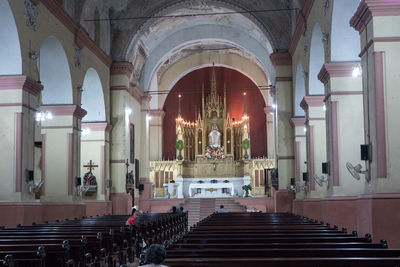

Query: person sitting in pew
[217,205,228,213]
[141,244,169,267]
[171,206,177,213]
[126,209,140,226]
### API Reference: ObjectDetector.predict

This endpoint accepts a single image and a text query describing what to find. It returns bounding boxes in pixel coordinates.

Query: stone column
[40,105,87,202]
[0,76,42,204]
[300,96,327,199]
[81,122,113,215]
[290,117,307,200]
[109,62,134,214]
[349,0,400,247]
[148,110,165,161]
[264,106,275,158]
[318,62,365,196]
[270,53,294,190]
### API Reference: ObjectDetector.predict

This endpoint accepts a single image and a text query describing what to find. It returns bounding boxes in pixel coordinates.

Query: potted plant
[242,138,250,159]
[176,140,184,160]
[242,184,252,197]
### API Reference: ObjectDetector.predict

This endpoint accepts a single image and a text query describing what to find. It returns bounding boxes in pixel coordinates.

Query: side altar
[149,66,275,198]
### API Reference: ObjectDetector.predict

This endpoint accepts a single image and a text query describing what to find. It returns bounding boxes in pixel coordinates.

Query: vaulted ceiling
[64,0,305,91]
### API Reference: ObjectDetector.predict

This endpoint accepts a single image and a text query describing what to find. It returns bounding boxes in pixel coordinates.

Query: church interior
[1,0,400,265]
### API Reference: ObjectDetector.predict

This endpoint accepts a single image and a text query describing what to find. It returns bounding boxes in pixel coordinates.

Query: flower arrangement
[204,146,225,160]
[242,184,252,197]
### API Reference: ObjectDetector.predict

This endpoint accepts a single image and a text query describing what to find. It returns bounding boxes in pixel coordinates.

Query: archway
[0,0,22,75]
[309,24,325,95]
[294,63,306,116]
[40,36,73,104]
[331,0,360,61]
[162,67,267,159]
[81,68,105,122]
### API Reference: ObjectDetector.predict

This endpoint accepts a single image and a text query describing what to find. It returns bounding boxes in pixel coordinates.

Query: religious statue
[208,123,221,147]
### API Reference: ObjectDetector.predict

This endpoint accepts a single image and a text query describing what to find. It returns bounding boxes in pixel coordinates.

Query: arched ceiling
[64,0,305,92]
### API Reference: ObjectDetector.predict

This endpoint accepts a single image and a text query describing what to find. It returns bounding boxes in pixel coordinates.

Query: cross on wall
[83,160,98,172]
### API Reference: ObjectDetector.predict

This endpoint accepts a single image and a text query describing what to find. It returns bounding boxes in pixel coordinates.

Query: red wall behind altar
[162,67,268,160]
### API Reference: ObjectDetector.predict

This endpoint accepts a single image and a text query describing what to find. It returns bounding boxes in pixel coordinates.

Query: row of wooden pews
[164,212,400,266]
[0,212,187,267]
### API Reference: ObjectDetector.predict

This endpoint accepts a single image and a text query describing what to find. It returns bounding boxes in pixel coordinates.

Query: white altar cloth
[188,182,234,197]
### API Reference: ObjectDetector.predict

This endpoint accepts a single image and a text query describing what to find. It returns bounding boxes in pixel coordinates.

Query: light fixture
[146,115,152,121]
[303,127,307,132]
[125,107,132,115]
[352,65,362,77]
[35,111,53,122]
[82,128,91,136]
[272,104,277,109]
[323,104,327,111]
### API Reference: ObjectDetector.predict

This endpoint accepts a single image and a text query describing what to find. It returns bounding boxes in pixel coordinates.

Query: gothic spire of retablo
[211,62,217,100]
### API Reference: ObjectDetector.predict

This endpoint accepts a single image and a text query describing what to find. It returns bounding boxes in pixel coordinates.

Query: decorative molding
[318,62,360,84]
[270,53,292,66]
[40,105,87,119]
[264,106,274,114]
[289,0,315,56]
[110,160,125,164]
[149,109,166,118]
[275,77,293,84]
[350,0,400,33]
[300,95,325,111]
[0,75,43,96]
[110,61,134,77]
[82,122,112,132]
[39,0,112,67]
[290,117,306,127]
[278,156,295,160]
[324,91,363,102]
[359,37,400,58]
[24,0,39,31]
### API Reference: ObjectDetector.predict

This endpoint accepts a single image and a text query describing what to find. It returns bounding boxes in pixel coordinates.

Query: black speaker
[290,178,295,186]
[135,159,140,189]
[75,177,81,186]
[361,144,370,161]
[302,172,308,182]
[139,184,144,191]
[322,162,329,174]
[27,170,34,181]
[108,179,112,188]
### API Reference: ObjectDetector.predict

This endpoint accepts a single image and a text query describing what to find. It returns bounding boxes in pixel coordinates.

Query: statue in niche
[208,123,221,148]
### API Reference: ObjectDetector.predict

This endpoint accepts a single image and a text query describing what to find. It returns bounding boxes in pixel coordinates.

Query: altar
[148,66,276,199]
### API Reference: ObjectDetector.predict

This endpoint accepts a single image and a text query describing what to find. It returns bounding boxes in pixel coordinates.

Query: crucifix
[84,160,98,172]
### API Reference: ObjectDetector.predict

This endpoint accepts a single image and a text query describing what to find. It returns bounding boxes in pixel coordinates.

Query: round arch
[153,53,270,110]
[331,0,360,61]
[40,36,73,104]
[0,0,22,75]
[309,24,325,95]
[81,68,106,122]
[294,62,306,116]
[139,26,274,93]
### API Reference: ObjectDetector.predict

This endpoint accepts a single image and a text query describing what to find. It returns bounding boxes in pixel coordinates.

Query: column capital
[111,61,134,77]
[82,122,112,132]
[318,62,360,84]
[350,0,400,33]
[270,53,292,66]
[41,104,87,119]
[300,96,325,112]
[149,109,166,118]
[0,75,43,96]
[290,117,306,128]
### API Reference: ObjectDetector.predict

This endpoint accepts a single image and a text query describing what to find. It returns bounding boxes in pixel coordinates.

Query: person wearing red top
[126,209,139,226]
